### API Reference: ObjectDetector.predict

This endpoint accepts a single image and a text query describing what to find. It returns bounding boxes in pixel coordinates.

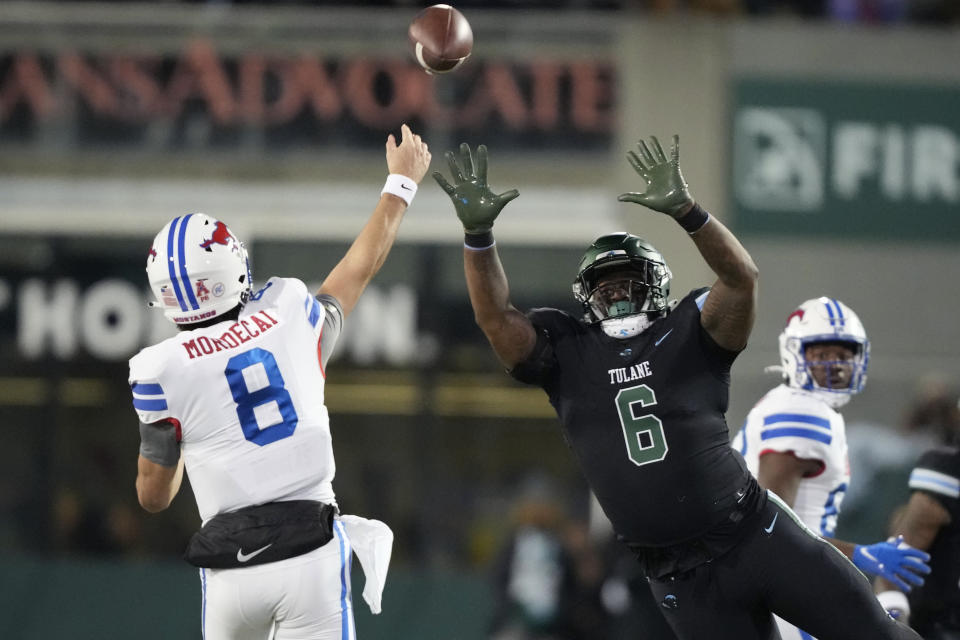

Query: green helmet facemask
[572,233,672,325]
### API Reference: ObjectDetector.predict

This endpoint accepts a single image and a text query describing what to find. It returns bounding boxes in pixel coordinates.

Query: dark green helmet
[572,233,672,324]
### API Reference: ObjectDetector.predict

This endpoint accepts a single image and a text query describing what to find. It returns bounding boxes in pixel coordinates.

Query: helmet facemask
[801,340,865,393]
[582,269,662,323]
[572,234,672,335]
[778,297,870,408]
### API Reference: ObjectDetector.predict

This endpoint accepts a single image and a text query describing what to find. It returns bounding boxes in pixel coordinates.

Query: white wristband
[877,590,910,616]
[381,174,417,206]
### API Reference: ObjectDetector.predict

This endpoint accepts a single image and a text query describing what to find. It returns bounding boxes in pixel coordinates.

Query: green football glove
[432,143,520,234]
[618,134,694,218]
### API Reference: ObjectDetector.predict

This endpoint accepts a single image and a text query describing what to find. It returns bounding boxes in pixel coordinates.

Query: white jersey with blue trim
[129,276,338,523]
[733,384,850,537]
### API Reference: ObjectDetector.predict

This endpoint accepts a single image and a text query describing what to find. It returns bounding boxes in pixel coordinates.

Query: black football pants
[647,492,922,640]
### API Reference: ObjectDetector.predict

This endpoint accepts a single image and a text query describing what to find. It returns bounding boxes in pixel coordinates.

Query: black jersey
[906,447,960,634]
[512,288,757,548]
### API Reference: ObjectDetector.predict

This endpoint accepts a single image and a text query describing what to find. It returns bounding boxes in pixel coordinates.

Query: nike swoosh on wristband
[400,184,413,191]
[764,512,778,534]
[655,329,673,347]
[237,543,273,563]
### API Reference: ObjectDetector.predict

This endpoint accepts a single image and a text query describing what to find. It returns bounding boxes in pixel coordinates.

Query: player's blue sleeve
[129,346,177,425]
[760,412,832,444]
[303,293,324,335]
[738,391,834,493]
[259,277,326,339]
[130,381,167,412]
[268,277,324,339]
[754,411,833,465]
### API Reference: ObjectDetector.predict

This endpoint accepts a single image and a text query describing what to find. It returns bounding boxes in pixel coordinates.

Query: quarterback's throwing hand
[618,134,694,218]
[432,143,519,234]
[386,123,431,185]
[853,535,931,593]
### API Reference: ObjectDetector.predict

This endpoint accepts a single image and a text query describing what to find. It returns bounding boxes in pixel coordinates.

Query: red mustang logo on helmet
[199,221,235,251]
[148,247,157,261]
[786,308,805,325]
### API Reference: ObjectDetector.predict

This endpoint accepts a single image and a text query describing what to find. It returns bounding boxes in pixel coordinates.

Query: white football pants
[776,614,817,640]
[200,519,355,640]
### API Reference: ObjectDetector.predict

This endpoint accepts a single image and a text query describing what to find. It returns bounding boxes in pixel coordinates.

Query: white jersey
[733,384,850,538]
[129,277,342,523]
[733,384,849,640]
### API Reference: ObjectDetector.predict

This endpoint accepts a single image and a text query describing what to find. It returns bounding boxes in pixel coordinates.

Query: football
[408,4,473,75]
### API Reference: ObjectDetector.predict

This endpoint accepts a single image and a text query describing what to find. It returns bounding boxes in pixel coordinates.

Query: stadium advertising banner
[0,235,576,368]
[0,237,438,367]
[731,78,960,241]
[0,42,615,152]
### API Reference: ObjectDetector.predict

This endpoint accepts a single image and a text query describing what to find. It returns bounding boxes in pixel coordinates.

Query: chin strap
[600,314,654,339]
[803,380,854,408]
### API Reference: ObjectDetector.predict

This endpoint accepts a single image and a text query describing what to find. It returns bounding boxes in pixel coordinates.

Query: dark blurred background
[0,1,958,638]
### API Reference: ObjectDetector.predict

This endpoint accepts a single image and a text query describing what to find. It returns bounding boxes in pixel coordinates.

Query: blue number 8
[224,348,298,446]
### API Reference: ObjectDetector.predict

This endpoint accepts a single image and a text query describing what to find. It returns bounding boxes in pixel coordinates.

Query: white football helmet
[146,214,252,325]
[778,297,869,408]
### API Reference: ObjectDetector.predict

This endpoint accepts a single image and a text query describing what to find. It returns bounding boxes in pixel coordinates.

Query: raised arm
[619,135,758,351]
[433,143,535,368]
[463,244,538,368]
[318,124,431,318]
